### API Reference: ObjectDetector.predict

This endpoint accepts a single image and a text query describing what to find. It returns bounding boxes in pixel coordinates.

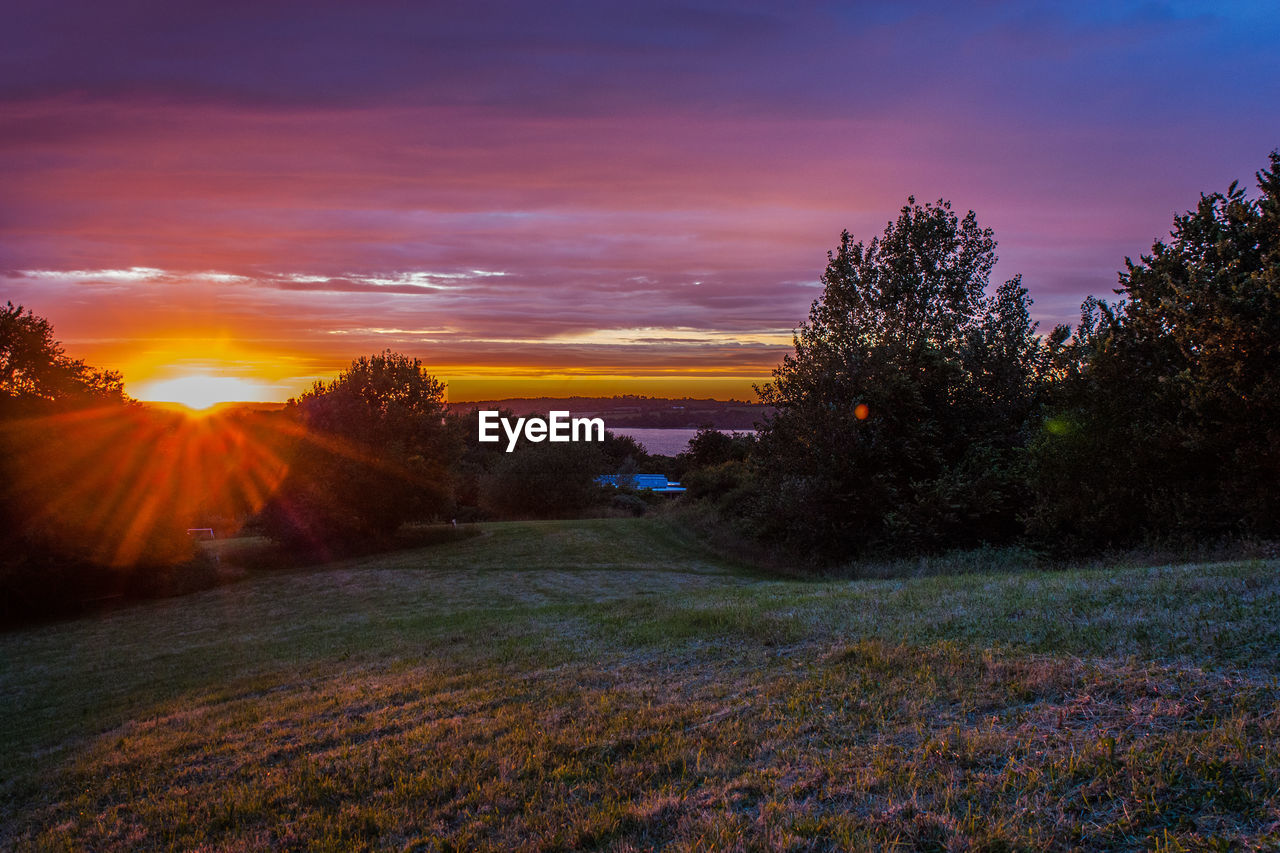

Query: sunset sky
[3,1,1278,404]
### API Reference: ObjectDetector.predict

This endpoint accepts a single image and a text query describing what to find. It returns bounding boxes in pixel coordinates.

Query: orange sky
[25,302,786,404]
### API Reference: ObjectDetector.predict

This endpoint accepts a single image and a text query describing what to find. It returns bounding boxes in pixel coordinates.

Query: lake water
[609,427,752,457]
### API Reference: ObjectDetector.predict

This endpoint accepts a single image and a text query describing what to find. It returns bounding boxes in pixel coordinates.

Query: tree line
[686,151,1280,561]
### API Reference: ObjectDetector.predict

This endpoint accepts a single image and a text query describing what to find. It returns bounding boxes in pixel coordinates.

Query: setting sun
[134,374,279,410]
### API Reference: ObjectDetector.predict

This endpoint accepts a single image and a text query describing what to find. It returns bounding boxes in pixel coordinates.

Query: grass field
[2,518,1279,850]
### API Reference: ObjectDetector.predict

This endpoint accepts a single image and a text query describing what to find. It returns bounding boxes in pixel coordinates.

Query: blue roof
[596,473,687,493]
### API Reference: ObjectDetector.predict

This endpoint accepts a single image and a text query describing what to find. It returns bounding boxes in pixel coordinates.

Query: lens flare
[2,405,294,566]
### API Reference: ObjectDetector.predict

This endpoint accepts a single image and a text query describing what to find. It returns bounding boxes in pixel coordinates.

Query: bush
[479,442,607,519]
[609,493,649,517]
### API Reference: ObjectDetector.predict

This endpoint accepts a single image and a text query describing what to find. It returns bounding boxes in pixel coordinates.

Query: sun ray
[2,404,294,566]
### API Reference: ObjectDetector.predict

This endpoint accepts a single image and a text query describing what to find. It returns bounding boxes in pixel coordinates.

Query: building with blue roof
[596,474,686,494]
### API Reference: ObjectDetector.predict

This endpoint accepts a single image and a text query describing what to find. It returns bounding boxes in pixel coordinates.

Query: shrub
[478,442,606,519]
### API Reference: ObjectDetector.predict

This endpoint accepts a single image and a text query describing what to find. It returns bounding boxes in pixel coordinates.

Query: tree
[1029,151,1280,546]
[0,302,125,412]
[258,351,458,546]
[598,431,651,470]
[614,454,640,491]
[679,426,755,472]
[753,198,1044,557]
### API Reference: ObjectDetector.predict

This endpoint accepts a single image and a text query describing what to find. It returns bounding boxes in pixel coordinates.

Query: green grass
[3,517,1279,850]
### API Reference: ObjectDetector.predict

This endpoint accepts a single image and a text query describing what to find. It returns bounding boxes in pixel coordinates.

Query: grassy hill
[3,518,1279,850]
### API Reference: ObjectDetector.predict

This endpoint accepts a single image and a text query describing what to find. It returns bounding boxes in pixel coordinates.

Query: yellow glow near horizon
[104,337,318,408]
[133,374,280,410]
[80,333,775,405]
[128,367,768,406]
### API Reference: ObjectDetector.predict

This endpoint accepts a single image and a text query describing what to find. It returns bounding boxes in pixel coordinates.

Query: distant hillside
[448,396,771,429]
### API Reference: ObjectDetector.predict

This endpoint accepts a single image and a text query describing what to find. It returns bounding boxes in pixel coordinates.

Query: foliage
[258,351,458,546]
[478,441,606,519]
[599,430,651,470]
[0,302,125,413]
[609,491,649,516]
[448,412,632,518]
[1030,152,1280,548]
[752,198,1047,557]
[613,454,640,491]
[676,426,756,477]
[447,406,515,513]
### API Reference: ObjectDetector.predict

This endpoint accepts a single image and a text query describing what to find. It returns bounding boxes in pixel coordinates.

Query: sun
[135,374,278,410]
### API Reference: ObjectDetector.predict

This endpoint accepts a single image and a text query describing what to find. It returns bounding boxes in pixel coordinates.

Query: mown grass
[2,517,1279,850]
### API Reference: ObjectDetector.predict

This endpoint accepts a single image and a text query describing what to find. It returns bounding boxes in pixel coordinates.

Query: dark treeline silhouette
[1025,157,1280,550]
[682,151,1280,562]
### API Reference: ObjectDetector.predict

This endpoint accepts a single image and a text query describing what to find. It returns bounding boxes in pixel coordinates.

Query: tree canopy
[259,351,458,545]
[1029,151,1280,546]
[0,302,125,410]
[752,198,1046,557]
[729,154,1280,559]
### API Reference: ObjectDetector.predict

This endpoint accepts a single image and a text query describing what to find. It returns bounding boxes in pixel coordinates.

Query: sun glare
[136,375,277,410]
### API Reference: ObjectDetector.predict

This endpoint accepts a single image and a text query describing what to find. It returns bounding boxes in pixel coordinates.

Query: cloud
[2,1,1278,398]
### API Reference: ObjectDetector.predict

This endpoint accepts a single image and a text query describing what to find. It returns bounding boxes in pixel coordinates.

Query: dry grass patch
[6,639,1279,851]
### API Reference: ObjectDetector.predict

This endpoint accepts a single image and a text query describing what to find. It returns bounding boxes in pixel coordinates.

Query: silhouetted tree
[752,198,1046,557]
[259,351,458,546]
[1029,151,1280,546]
[614,455,640,491]
[599,430,650,469]
[0,302,125,413]
[0,305,202,623]
[679,426,755,472]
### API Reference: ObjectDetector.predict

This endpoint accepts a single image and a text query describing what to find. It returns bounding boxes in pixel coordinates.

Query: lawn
[2,518,1278,850]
